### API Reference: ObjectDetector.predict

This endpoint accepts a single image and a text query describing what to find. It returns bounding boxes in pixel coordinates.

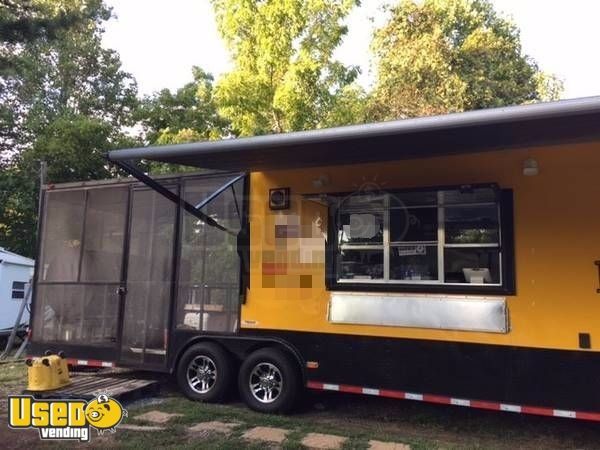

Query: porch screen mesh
[176,175,244,333]
[33,174,245,354]
[33,284,119,345]
[33,187,128,345]
[39,189,86,282]
[119,188,176,365]
[80,188,128,282]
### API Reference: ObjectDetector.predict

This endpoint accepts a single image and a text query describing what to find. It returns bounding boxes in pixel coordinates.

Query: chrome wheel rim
[187,355,217,394]
[249,362,283,404]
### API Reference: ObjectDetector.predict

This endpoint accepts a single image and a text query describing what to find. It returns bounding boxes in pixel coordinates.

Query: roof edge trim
[108,96,600,162]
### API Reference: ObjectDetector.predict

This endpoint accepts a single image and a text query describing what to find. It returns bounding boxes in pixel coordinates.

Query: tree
[137,67,229,146]
[0,165,38,258]
[1,0,137,158]
[211,0,361,136]
[0,0,139,256]
[0,0,88,45]
[0,0,96,76]
[370,0,563,120]
[321,84,371,128]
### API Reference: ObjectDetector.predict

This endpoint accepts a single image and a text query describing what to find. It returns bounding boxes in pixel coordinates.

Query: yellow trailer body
[245,142,600,352]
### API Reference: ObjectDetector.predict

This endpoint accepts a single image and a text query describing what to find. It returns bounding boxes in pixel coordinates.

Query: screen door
[120,187,177,366]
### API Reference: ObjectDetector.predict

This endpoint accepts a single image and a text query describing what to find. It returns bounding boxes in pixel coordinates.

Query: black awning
[108,96,600,171]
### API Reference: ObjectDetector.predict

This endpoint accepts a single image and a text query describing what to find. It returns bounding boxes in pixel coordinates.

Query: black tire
[238,347,301,414]
[176,342,232,402]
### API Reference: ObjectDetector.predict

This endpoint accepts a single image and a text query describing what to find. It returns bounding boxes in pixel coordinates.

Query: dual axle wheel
[176,343,300,413]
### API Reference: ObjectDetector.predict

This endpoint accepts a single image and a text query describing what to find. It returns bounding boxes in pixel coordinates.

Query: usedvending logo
[8,393,127,442]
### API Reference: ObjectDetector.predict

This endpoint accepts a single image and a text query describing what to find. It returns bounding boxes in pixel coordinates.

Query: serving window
[329,184,515,294]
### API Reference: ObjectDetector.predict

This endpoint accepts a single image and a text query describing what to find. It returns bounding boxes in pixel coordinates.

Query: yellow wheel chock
[26,351,72,391]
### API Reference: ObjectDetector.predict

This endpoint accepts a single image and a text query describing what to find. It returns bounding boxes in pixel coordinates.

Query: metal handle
[117,286,127,296]
[595,261,600,293]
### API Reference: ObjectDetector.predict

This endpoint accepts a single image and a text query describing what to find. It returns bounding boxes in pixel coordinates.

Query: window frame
[326,184,516,296]
[11,281,27,300]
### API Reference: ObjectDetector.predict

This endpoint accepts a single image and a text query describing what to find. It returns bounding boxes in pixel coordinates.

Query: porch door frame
[116,183,180,369]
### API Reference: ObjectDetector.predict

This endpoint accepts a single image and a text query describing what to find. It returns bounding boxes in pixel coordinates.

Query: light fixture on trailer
[523,158,539,176]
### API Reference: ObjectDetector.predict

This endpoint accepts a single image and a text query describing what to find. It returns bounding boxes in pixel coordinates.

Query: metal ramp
[23,372,160,402]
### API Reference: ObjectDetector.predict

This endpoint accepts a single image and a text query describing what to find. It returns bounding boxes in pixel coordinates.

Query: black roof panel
[108,96,600,171]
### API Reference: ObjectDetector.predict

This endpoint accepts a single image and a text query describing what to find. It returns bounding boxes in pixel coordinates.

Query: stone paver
[187,421,241,435]
[134,410,183,424]
[242,426,290,444]
[118,424,165,432]
[301,432,348,449]
[368,440,411,450]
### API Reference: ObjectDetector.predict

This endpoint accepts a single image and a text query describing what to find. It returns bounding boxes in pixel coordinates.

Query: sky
[102,0,600,99]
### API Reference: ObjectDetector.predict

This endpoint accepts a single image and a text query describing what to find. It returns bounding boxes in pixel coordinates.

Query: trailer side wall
[243,141,600,353]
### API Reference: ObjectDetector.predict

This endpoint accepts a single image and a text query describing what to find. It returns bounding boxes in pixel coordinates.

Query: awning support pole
[194,173,245,210]
[110,159,235,235]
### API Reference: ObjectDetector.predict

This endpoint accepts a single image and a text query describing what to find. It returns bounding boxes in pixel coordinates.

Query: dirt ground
[1,362,599,449]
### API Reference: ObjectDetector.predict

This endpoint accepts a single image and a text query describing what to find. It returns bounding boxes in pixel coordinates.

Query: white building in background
[0,247,34,330]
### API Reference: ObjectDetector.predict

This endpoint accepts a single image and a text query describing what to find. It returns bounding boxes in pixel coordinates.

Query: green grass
[119,390,600,450]
[121,396,431,449]
[0,361,27,389]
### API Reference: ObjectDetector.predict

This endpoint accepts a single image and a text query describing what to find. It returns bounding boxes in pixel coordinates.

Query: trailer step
[23,373,160,403]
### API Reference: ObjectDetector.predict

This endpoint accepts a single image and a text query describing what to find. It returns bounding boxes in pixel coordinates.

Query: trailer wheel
[238,347,300,414]
[177,342,232,402]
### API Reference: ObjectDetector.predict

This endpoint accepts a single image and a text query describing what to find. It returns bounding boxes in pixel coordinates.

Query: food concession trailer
[30,97,600,420]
